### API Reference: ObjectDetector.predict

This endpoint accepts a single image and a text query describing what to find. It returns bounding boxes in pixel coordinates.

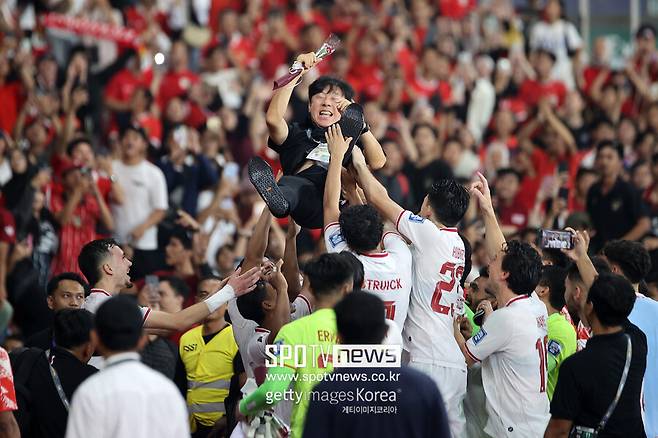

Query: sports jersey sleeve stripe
[142,307,152,324]
[464,343,481,363]
[298,294,312,313]
[323,222,339,233]
[394,210,407,232]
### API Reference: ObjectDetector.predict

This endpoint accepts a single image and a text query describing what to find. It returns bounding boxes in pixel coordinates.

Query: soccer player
[322,125,412,332]
[350,147,470,436]
[239,253,356,438]
[77,239,260,331]
[534,266,576,400]
[453,172,550,437]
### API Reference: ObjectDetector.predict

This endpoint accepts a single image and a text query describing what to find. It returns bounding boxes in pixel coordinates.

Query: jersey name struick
[363,278,403,291]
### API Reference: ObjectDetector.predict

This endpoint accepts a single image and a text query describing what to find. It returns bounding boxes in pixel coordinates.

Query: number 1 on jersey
[536,336,548,393]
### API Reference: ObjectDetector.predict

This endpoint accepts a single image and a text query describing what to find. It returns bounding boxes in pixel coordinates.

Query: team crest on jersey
[408,214,425,223]
[547,340,562,357]
[271,339,285,356]
[328,232,345,248]
[473,328,487,345]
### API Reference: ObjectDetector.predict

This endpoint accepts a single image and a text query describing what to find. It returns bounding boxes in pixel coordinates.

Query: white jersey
[395,210,466,369]
[83,289,151,323]
[465,294,550,437]
[324,223,412,329]
[228,293,312,378]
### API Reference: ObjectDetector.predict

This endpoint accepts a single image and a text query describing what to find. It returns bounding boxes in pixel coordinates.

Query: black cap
[96,295,143,351]
[636,23,656,40]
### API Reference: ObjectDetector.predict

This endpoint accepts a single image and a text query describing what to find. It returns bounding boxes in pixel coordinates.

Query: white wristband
[204,284,235,313]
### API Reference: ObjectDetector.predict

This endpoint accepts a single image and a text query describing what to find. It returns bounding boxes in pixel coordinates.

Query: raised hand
[227,266,262,296]
[325,124,352,159]
[470,172,494,215]
[295,52,318,72]
[562,227,590,262]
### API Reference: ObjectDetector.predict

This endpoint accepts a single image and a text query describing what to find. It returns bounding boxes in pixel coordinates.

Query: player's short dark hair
[335,292,388,345]
[596,140,623,160]
[95,296,143,351]
[496,167,522,182]
[53,309,94,350]
[460,234,472,289]
[576,167,597,182]
[588,273,636,327]
[308,76,354,101]
[338,205,383,253]
[169,226,194,250]
[567,256,612,284]
[338,251,364,291]
[541,248,572,269]
[160,275,189,299]
[236,279,268,325]
[78,238,119,286]
[501,240,542,295]
[66,137,93,157]
[47,272,90,297]
[304,253,354,298]
[411,122,438,139]
[427,179,470,227]
[539,266,568,310]
[602,240,652,284]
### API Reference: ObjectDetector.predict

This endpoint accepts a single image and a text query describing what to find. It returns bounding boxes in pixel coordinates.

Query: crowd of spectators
[0,0,656,437]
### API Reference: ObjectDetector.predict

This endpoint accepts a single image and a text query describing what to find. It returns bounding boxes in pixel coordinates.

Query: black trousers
[279,165,327,229]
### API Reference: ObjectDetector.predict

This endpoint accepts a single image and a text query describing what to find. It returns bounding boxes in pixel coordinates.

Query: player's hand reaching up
[350,146,367,169]
[295,52,318,73]
[227,266,262,296]
[470,172,495,215]
[562,227,590,262]
[325,124,352,159]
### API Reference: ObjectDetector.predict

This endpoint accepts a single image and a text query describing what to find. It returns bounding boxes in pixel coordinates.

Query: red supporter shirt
[105,69,153,105]
[438,0,476,19]
[0,82,22,134]
[347,61,384,100]
[405,72,452,105]
[124,6,167,34]
[519,79,566,108]
[157,70,200,111]
[0,208,16,245]
[0,348,17,412]
[50,191,100,276]
[497,197,529,229]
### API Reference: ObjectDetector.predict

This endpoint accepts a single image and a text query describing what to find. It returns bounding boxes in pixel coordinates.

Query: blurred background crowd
[0,0,657,348]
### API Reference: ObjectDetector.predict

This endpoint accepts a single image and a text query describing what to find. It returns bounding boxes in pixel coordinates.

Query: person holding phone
[157,125,220,217]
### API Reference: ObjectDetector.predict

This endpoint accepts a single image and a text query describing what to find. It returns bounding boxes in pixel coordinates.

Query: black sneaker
[248,157,290,218]
[338,103,365,166]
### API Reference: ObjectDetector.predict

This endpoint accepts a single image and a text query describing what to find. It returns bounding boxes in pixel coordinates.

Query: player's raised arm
[323,124,352,226]
[470,172,506,259]
[242,207,273,272]
[350,147,404,225]
[266,52,317,145]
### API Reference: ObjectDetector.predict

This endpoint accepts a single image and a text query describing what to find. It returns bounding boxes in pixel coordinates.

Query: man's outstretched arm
[266,52,317,145]
[350,148,403,224]
[323,124,351,226]
[144,267,261,331]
